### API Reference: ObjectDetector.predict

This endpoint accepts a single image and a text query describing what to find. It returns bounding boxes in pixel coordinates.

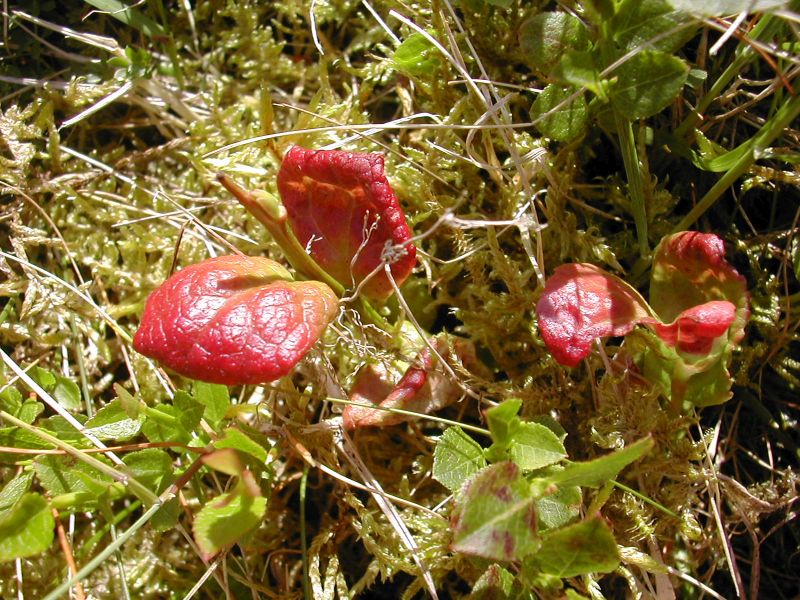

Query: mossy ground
[1,1,798,598]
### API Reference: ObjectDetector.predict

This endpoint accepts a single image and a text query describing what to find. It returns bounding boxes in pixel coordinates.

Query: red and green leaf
[342,336,483,429]
[133,255,338,385]
[650,231,749,345]
[277,146,416,300]
[536,263,653,367]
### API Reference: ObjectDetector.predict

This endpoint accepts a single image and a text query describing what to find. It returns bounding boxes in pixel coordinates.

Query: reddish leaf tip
[134,255,338,385]
[277,146,416,300]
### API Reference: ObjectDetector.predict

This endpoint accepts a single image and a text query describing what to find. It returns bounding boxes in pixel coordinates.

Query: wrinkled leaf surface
[134,255,338,385]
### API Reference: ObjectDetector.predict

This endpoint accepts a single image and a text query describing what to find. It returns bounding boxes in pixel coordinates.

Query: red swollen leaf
[650,300,737,355]
[277,146,416,300]
[536,263,653,367]
[650,231,749,344]
[133,255,338,385]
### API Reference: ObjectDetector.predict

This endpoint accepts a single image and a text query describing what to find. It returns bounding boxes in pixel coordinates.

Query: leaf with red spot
[133,255,338,385]
[450,461,539,562]
[342,336,484,429]
[277,146,416,300]
[536,263,654,367]
[650,231,749,346]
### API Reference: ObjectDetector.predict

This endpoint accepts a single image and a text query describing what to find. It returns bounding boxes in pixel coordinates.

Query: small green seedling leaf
[508,422,568,471]
[536,480,582,530]
[451,461,539,562]
[122,448,179,529]
[485,398,522,448]
[83,0,166,38]
[531,84,588,142]
[142,404,186,444]
[611,0,695,54]
[215,427,268,464]
[608,50,688,119]
[193,488,268,559]
[33,455,114,502]
[53,375,82,411]
[122,449,173,492]
[193,382,230,428]
[552,51,604,97]
[84,398,143,441]
[533,516,620,577]
[174,390,204,434]
[519,12,590,74]
[0,472,33,515]
[202,448,245,477]
[0,493,55,562]
[547,436,654,489]
[469,564,515,599]
[393,33,441,77]
[433,426,487,493]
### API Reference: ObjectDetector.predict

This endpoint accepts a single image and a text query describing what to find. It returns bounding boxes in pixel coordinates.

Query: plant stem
[615,112,649,257]
[675,12,788,139]
[672,92,800,233]
[300,464,311,600]
[217,174,345,297]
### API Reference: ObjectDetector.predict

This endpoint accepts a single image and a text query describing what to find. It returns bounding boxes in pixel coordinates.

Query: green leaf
[0,493,55,562]
[533,516,620,577]
[0,472,33,514]
[193,382,230,428]
[53,375,82,411]
[519,12,591,74]
[33,455,114,502]
[150,497,180,532]
[84,398,143,441]
[193,489,268,558]
[608,50,688,119]
[665,0,785,15]
[469,564,515,599]
[142,404,186,444]
[451,462,539,562]
[433,426,487,493]
[531,84,588,142]
[546,437,654,488]
[174,390,204,433]
[122,448,173,491]
[552,51,604,97]
[82,0,166,38]
[508,422,567,471]
[536,482,582,530]
[0,386,22,413]
[31,366,56,391]
[485,399,522,449]
[215,427,268,464]
[393,33,441,78]
[202,448,245,477]
[114,383,141,419]
[611,0,695,54]
[17,399,44,424]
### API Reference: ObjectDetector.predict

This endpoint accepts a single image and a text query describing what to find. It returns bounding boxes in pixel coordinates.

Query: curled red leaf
[133,255,338,385]
[536,263,653,367]
[342,337,485,429]
[650,231,749,344]
[277,146,416,300]
[650,300,737,355]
